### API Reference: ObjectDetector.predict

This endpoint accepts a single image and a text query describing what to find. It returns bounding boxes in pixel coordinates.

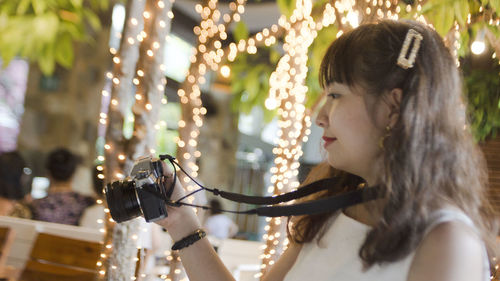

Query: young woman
[0,151,32,218]
[156,19,498,281]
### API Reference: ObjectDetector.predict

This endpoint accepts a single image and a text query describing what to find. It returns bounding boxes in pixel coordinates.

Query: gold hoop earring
[378,125,392,149]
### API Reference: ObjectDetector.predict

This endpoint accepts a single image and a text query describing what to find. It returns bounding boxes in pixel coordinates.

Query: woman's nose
[315,104,328,128]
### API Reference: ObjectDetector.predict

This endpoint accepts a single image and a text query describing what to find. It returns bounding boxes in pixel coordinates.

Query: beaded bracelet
[171,229,206,251]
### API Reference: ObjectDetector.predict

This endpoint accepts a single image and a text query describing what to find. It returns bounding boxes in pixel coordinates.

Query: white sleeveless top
[284,210,490,281]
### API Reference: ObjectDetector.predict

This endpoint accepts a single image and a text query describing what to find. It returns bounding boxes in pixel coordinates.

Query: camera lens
[105,180,142,223]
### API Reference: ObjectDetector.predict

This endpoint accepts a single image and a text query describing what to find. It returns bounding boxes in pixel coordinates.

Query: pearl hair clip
[397,29,423,69]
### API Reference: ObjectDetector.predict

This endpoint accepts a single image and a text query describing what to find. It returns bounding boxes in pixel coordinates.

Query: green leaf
[90,0,110,11]
[101,0,110,10]
[0,43,18,66]
[277,0,295,19]
[38,43,56,75]
[454,0,468,26]
[434,3,455,36]
[419,0,439,15]
[19,31,38,58]
[60,21,85,40]
[270,47,281,64]
[16,0,31,15]
[310,0,330,21]
[0,1,15,14]
[231,76,245,94]
[263,108,276,123]
[245,68,260,101]
[55,32,74,68]
[32,0,47,15]
[457,28,469,57]
[70,0,83,8]
[33,12,59,43]
[0,12,7,27]
[464,66,500,141]
[83,8,101,30]
[233,21,248,42]
[479,0,489,6]
[0,0,106,74]
[490,0,500,12]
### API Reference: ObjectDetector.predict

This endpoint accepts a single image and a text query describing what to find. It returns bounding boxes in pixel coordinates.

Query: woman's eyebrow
[326,87,344,95]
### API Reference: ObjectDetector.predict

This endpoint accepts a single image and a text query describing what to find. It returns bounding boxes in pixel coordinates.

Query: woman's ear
[387,88,402,127]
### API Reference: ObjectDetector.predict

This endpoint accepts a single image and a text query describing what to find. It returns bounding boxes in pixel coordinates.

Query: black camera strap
[165,186,379,217]
[154,154,381,217]
[247,187,379,216]
[208,177,339,205]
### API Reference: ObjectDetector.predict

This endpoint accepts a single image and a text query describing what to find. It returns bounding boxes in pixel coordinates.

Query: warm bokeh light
[471,40,486,55]
[220,65,231,78]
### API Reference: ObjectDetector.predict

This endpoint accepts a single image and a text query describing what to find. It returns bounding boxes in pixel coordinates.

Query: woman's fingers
[161,159,174,176]
[160,161,186,201]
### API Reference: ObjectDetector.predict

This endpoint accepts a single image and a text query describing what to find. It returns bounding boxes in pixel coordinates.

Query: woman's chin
[326,159,355,176]
[326,158,340,170]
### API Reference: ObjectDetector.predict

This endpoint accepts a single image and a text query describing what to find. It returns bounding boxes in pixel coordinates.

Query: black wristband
[171,229,206,251]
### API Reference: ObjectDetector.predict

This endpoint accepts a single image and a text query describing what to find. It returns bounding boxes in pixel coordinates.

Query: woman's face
[315,82,390,185]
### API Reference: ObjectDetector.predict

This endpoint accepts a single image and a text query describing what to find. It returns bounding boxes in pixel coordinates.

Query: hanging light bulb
[471,29,486,55]
[471,41,486,55]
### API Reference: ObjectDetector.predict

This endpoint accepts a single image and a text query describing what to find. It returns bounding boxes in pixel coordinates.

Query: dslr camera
[105,156,169,223]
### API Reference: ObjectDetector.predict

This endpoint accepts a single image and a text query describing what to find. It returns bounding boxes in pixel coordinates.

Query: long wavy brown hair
[289,20,498,268]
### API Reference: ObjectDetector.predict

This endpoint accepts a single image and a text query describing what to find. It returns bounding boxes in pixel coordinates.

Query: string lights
[257,0,329,276]
[96,0,174,280]
[156,1,249,280]
[174,0,247,208]
[97,0,146,279]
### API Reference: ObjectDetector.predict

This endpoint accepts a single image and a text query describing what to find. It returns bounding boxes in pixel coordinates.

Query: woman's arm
[261,242,302,281]
[168,226,236,281]
[155,161,302,281]
[155,165,236,281]
[407,221,485,281]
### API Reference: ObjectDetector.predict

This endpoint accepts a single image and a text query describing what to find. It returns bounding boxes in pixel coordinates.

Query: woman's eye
[328,93,341,99]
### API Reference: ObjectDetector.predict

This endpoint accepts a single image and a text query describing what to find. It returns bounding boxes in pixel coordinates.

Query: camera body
[105,156,168,223]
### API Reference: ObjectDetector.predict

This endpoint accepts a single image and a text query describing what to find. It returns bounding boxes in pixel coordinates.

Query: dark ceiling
[218,0,277,2]
[173,0,281,32]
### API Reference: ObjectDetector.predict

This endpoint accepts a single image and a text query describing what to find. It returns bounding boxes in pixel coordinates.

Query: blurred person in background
[203,199,239,240]
[79,165,106,228]
[31,148,94,225]
[0,151,31,218]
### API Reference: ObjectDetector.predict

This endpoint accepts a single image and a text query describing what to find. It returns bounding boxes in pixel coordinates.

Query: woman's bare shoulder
[407,220,485,281]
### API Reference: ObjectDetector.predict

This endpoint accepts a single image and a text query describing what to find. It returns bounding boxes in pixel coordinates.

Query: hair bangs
[319,30,363,89]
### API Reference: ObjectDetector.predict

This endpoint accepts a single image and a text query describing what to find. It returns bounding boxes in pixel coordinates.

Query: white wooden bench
[0,216,264,281]
[0,216,103,274]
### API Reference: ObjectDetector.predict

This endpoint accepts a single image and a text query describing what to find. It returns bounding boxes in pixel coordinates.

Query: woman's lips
[322,136,337,148]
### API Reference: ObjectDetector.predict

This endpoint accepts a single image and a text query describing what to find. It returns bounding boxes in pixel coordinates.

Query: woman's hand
[154,160,237,281]
[154,160,202,241]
